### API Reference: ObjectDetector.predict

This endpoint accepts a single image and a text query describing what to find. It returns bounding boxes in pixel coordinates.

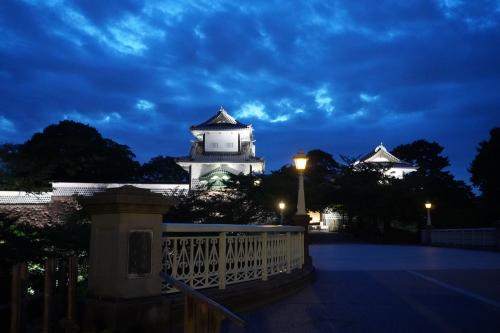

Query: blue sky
[1,0,499,183]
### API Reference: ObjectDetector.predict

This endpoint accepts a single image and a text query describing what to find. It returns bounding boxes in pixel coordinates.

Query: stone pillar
[293,214,312,266]
[421,226,432,245]
[495,221,500,252]
[82,186,172,333]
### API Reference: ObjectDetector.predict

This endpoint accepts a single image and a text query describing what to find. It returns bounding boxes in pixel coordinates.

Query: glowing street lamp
[293,151,308,171]
[425,202,432,227]
[292,150,312,265]
[293,151,308,215]
[278,201,285,224]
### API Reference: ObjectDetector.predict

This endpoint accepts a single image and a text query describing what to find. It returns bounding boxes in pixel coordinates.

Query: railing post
[243,236,249,280]
[218,232,226,289]
[43,258,55,333]
[262,232,268,281]
[189,238,195,286]
[184,295,195,333]
[10,263,27,333]
[286,232,291,274]
[10,263,21,333]
[300,232,304,266]
[67,256,77,322]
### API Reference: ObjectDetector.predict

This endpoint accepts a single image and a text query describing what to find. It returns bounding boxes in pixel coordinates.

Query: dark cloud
[1,0,499,183]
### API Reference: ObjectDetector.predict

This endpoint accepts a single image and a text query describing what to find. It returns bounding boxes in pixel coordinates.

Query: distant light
[278,201,285,210]
[293,150,308,171]
[425,202,432,209]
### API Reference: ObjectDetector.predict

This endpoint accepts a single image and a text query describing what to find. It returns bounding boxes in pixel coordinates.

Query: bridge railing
[430,227,497,249]
[161,223,304,294]
[160,272,246,332]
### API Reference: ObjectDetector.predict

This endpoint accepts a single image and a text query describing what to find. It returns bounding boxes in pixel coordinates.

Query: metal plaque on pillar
[128,230,152,277]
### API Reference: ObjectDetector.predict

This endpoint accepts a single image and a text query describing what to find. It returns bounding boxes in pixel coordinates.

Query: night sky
[1,1,499,183]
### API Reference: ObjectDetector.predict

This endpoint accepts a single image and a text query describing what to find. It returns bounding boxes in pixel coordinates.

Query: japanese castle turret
[353,143,417,179]
[177,107,265,188]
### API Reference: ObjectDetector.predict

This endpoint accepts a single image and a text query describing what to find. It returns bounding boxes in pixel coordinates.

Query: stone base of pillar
[83,296,171,333]
[495,222,500,252]
[292,214,312,266]
[420,226,432,245]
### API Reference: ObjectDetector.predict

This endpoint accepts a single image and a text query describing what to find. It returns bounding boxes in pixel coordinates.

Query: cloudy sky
[1,0,499,182]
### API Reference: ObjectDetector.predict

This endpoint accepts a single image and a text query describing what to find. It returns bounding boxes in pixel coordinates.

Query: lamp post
[425,202,432,227]
[421,201,433,245]
[292,150,312,265]
[278,201,285,225]
[293,151,308,215]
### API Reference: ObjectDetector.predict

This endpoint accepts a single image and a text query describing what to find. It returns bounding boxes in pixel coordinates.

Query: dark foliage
[332,140,479,242]
[0,120,140,190]
[140,155,189,183]
[166,178,276,224]
[304,150,341,212]
[0,200,90,267]
[0,213,44,265]
[470,127,500,222]
[392,140,477,227]
[166,150,343,224]
[392,140,450,177]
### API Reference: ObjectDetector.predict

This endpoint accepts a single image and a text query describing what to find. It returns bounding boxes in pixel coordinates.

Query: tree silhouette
[391,140,450,177]
[140,155,189,183]
[470,128,500,222]
[0,120,140,190]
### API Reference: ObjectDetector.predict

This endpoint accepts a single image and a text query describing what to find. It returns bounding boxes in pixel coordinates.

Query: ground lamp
[278,201,285,224]
[425,202,432,227]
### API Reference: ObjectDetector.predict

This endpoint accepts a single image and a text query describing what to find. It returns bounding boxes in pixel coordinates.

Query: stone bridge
[227,244,500,333]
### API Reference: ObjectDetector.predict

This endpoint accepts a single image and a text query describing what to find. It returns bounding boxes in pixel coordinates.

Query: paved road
[226,244,500,333]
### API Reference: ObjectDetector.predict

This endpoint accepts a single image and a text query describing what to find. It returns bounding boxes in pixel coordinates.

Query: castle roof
[199,166,236,180]
[191,107,250,131]
[355,143,415,169]
[177,153,264,163]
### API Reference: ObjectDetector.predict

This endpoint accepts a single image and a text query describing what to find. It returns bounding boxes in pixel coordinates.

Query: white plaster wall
[204,132,239,153]
[384,167,417,179]
[322,212,343,231]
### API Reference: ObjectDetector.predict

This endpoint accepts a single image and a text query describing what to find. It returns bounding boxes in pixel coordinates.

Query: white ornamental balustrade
[161,223,304,294]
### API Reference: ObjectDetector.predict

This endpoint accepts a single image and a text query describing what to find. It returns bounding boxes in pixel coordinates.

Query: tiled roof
[177,154,264,163]
[191,107,250,131]
[355,143,417,169]
[358,143,400,163]
[0,191,53,204]
[199,166,234,180]
[51,183,189,197]
[0,184,189,206]
[365,161,416,169]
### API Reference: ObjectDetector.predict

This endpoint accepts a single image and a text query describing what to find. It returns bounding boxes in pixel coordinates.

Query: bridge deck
[226,244,500,332]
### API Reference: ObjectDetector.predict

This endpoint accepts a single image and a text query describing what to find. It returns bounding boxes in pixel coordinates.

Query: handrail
[162,223,304,233]
[160,272,246,328]
[431,227,496,232]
